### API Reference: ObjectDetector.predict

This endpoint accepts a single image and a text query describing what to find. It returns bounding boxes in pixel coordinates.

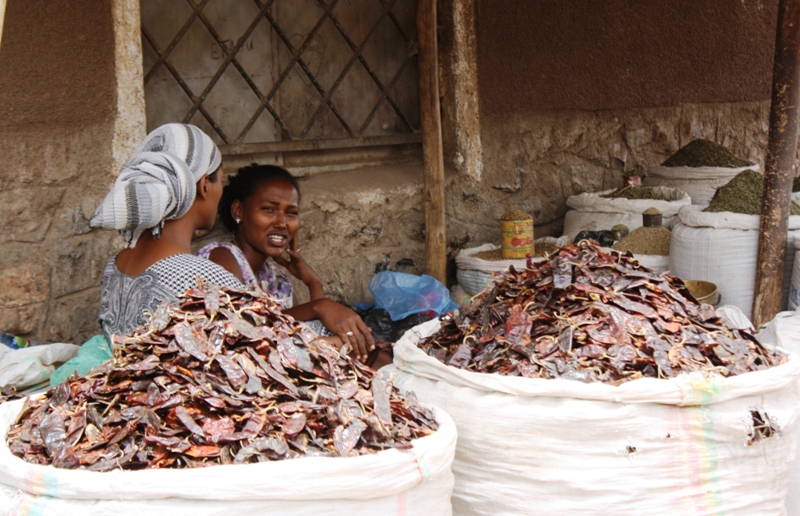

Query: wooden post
[0,0,7,50]
[752,0,800,327]
[417,0,447,283]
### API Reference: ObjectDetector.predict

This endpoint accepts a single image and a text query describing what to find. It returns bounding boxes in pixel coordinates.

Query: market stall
[2,0,800,514]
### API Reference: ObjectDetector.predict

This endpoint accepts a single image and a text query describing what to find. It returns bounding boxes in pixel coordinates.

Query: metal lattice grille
[141,0,421,154]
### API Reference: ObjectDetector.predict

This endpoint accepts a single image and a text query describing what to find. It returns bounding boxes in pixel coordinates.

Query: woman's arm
[285,299,375,361]
[273,239,325,300]
[207,247,245,283]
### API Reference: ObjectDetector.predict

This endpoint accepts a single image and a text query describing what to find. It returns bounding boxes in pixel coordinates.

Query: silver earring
[235,218,241,224]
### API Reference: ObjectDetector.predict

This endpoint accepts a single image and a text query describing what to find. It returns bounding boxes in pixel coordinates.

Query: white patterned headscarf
[90,124,221,247]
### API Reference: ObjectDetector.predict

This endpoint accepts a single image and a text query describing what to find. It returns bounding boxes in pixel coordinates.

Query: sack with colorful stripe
[0,399,456,516]
[389,318,800,516]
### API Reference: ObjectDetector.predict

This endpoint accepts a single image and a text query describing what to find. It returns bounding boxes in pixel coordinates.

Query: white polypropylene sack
[600,248,669,274]
[790,235,800,311]
[670,205,800,320]
[631,253,669,273]
[391,318,800,516]
[757,311,800,514]
[0,343,79,389]
[716,305,754,332]
[455,237,571,296]
[455,237,571,272]
[645,164,759,206]
[0,400,456,516]
[563,186,691,241]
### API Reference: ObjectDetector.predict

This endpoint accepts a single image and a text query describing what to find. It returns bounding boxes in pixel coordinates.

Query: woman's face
[234,179,300,259]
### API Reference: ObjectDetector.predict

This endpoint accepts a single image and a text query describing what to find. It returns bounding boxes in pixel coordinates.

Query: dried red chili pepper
[421,242,784,383]
[7,280,437,470]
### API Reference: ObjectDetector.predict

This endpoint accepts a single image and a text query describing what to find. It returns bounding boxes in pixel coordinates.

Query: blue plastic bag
[50,335,113,386]
[368,271,458,321]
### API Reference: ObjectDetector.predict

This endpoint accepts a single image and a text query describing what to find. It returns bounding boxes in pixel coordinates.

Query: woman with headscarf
[90,123,243,343]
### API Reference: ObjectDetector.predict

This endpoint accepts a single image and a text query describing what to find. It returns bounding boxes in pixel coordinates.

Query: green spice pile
[612,227,671,256]
[501,209,532,221]
[704,169,800,215]
[601,186,665,201]
[473,243,558,261]
[661,139,752,168]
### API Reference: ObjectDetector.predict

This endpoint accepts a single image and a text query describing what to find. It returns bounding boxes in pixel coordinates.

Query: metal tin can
[625,175,643,187]
[501,217,534,259]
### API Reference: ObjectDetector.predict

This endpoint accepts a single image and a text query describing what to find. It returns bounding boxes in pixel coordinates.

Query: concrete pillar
[440,0,483,183]
[111,0,147,175]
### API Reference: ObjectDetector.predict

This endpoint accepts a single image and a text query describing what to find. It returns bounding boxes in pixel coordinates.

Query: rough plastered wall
[0,0,144,344]
[438,0,780,271]
[291,164,426,304]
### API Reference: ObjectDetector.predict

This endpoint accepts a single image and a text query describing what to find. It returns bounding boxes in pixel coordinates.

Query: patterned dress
[195,242,330,335]
[195,242,294,308]
[99,253,243,344]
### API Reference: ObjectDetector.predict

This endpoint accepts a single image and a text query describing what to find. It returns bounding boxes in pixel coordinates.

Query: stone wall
[446,101,771,247]
[0,0,144,344]
[436,0,780,285]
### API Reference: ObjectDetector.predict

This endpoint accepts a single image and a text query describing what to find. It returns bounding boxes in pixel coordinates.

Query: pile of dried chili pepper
[7,281,437,470]
[421,241,785,383]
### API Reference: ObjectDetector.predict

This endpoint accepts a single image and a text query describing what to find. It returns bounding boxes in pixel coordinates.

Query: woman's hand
[313,299,375,362]
[316,337,392,371]
[273,238,324,300]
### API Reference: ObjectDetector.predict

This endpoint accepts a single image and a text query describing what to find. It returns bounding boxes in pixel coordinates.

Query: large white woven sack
[455,237,571,273]
[455,238,571,296]
[669,205,800,320]
[0,401,456,516]
[563,186,691,241]
[645,164,759,207]
[631,253,669,273]
[390,318,800,516]
[0,343,80,390]
[790,236,800,311]
[757,311,800,514]
[600,249,669,274]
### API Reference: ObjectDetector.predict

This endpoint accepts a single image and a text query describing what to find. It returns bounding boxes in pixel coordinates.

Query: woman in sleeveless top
[197,164,375,362]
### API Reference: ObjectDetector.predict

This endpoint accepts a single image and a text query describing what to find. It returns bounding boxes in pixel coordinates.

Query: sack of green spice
[647,139,758,206]
[790,235,800,311]
[704,169,800,216]
[670,205,800,319]
[563,186,690,242]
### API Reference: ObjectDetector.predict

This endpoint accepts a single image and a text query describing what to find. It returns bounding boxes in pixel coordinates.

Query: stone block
[0,304,43,336]
[51,235,118,298]
[0,265,49,308]
[50,189,111,238]
[45,288,102,344]
[0,187,64,243]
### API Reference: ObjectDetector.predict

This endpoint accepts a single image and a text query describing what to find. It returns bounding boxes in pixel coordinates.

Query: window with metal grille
[140,0,421,160]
